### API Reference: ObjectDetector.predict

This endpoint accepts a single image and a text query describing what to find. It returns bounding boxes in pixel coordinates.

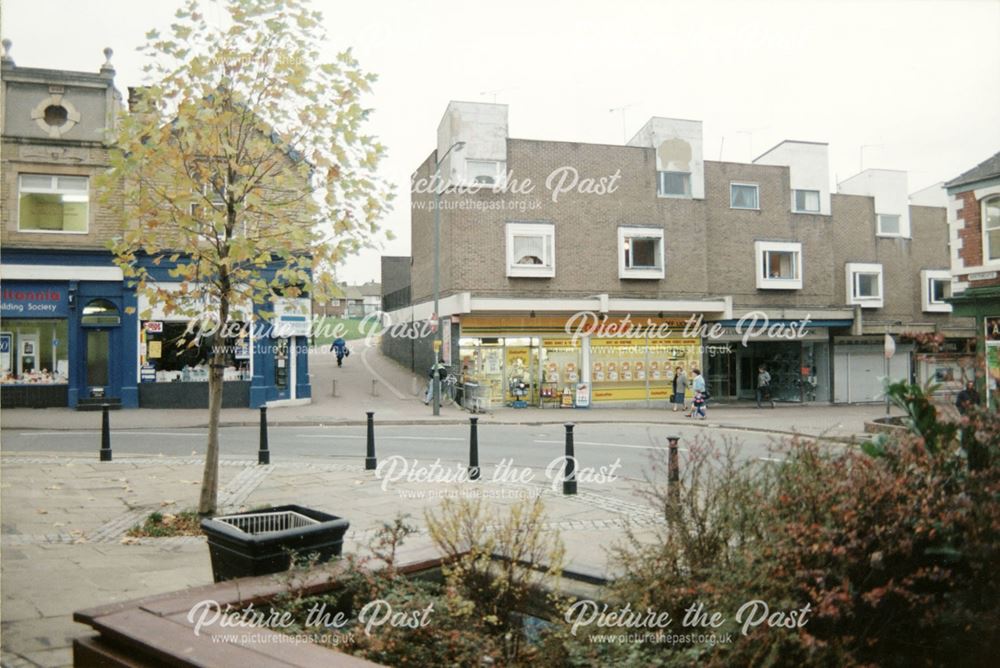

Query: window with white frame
[920,269,952,312]
[754,241,802,289]
[794,189,820,213]
[984,195,1000,263]
[877,213,901,236]
[730,183,759,210]
[467,159,505,187]
[618,226,665,279]
[657,171,691,197]
[506,223,555,277]
[846,262,884,308]
[17,174,89,233]
[191,180,227,217]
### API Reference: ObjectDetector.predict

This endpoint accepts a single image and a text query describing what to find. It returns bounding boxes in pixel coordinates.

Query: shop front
[1,275,140,408]
[705,320,842,403]
[457,315,701,408]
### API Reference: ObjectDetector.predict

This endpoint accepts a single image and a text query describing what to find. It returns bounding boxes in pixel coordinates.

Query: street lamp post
[432,140,465,416]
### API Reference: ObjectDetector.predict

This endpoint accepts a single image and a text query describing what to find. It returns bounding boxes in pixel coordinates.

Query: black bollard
[99,404,112,462]
[365,410,377,470]
[468,416,480,481]
[563,422,577,495]
[667,435,680,500]
[258,406,270,465]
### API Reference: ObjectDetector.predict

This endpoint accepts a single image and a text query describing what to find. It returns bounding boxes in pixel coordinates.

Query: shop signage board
[271,297,311,337]
[145,321,163,333]
[0,282,69,318]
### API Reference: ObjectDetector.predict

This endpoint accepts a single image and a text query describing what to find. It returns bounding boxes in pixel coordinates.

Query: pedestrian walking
[330,337,348,367]
[671,366,688,412]
[688,368,707,419]
[756,364,775,408]
[424,358,448,405]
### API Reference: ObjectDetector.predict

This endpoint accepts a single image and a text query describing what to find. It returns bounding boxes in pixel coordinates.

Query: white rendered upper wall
[908,182,948,208]
[753,141,832,216]
[838,169,911,238]
[627,117,704,199]
[436,101,508,186]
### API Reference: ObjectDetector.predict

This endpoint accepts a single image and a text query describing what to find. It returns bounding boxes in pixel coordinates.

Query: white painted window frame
[983,194,1000,264]
[618,226,665,280]
[876,213,903,237]
[754,241,803,290]
[506,222,555,278]
[846,262,884,308]
[793,189,820,213]
[466,159,506,188]
[920,269,952,312]
[656,171,691,198]
[16,174,90,234]
[730,182,760,210]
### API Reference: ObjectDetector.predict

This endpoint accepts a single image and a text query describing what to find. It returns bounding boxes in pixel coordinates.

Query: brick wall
[1,141,123,250]
[953,189,1000,289]
[406,136,970,334]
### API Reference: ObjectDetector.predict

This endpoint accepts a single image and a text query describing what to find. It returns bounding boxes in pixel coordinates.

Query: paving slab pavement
[1,451,660,667]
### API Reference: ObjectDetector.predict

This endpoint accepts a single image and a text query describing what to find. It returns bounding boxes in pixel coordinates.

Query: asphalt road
[2,423,796,482]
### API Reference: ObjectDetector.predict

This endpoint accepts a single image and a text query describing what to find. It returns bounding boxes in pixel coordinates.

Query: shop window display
[590,337,699,402]
[139,321,250,382]
[0,319,69,384]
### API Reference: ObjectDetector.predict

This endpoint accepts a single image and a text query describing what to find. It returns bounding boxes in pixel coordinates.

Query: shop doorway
[81,299,120,399]
[86,329,110,391]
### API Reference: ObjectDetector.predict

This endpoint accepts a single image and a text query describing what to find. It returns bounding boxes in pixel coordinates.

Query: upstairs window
[877,213,901,236]
[846,262,884,308]
[794,189,820,213]
[657,171,691,197]
[985,195,1000,263]
[730,183,759,210]
[467,160,505,187]
[755,241,802,289]
[920,270,952,312]
[506,223,555,277]
[17,174,89,233]
[618,226,665,279]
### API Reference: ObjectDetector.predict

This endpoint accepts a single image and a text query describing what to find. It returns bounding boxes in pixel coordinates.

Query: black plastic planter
[200,504,350,583]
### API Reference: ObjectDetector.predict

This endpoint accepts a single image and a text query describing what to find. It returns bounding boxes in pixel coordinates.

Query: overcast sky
[4,0,999,284]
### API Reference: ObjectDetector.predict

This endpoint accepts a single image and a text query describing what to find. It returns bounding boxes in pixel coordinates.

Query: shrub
[604,404,1000,667]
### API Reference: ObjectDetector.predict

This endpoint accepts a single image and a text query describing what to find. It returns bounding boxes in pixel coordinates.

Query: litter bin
[201,504,350,582]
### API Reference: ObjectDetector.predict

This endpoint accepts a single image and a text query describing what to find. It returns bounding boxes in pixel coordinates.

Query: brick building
[945,151,1000,409]
[0,43,313,409]
[382,101,975,408]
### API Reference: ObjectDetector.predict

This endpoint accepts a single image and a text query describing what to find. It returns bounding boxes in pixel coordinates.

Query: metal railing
[215,510,319,535]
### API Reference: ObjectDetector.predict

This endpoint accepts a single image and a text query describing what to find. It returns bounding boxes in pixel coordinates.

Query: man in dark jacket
[956,380,980,416]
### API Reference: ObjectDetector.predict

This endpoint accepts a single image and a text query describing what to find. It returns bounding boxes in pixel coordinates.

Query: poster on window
[441,317,452,365]
[0,333,11,374]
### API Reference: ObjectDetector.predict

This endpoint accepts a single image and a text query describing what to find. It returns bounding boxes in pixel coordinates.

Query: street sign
[884,334,896,359]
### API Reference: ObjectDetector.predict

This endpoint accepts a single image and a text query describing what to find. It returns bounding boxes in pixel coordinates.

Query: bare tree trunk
[199,303,229,516]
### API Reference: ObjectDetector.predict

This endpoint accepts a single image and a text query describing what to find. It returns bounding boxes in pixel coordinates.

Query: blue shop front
[1,249,311,409]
